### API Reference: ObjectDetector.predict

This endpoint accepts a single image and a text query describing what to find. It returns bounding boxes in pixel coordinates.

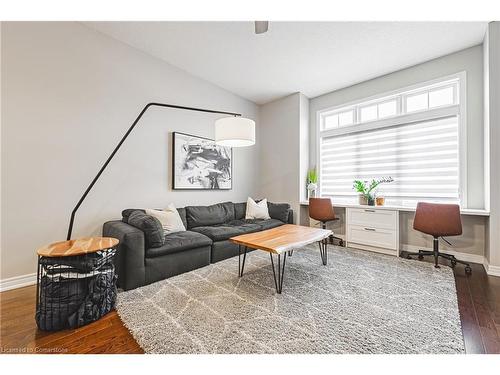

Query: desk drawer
[347,208,397,230]
[347,225,398,250]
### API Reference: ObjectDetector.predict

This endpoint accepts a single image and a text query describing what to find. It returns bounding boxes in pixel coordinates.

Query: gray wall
[257,92,309,222]
[1,22,260,280]
[309,45,485,209]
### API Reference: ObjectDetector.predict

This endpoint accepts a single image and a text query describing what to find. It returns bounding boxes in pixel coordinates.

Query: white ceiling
[85,22,488,104]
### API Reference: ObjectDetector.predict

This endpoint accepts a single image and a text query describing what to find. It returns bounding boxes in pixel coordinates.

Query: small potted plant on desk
[307,168,318,199]
[353,177,394,206]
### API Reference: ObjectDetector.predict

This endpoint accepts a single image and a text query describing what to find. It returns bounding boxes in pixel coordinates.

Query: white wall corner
[484,258,500,277]
[298,92,310,203]
[483,25,491,213]
[0,273,37,292]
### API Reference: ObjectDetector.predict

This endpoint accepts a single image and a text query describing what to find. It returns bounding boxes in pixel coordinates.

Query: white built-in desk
[299,201,489,257]
[299,201,490,216]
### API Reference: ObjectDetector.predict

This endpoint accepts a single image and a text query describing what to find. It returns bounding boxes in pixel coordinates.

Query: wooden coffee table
[230,224,332,293]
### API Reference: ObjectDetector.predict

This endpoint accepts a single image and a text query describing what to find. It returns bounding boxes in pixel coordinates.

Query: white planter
[307,183,317,199]
[358,194,368,205]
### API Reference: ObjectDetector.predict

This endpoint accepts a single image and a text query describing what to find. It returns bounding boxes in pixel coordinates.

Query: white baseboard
[484,259,500,277]
[400,244,485,265]
[0,273,37,292]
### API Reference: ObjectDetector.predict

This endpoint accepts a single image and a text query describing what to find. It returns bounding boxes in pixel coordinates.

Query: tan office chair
[405,202,471,274]
[309,198,344,246]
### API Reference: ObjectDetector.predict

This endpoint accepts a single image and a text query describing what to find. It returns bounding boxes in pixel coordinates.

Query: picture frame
[172,132,233,190]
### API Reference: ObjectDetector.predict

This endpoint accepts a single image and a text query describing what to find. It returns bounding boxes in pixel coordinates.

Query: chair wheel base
[404,246,472,275]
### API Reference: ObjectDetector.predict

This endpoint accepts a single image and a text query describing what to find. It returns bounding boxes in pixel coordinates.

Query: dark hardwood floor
[1,258,499,354]
[453,263,500,353]
[0,285,143,354]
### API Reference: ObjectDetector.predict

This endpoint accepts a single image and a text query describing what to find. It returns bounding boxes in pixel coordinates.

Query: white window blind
[319,116,460,206]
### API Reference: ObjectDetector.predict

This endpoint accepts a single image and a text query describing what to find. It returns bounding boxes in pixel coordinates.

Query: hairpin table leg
[318,238,328,265]
[270,252,287,294]
[238,245,248,277]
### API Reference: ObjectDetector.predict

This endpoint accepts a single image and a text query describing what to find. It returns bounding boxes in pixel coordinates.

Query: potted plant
[307,168,318,199]
[352,177,394,206]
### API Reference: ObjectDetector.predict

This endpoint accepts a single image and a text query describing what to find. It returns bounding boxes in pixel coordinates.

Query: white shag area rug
[116,244,464,354]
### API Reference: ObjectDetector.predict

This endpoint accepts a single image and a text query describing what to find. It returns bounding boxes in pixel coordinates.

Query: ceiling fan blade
[255,21,269,34]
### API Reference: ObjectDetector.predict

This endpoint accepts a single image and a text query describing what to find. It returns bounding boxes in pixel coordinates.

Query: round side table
[35,237,119,331]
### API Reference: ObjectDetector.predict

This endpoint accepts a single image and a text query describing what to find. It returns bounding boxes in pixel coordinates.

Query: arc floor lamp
[66,102,256,240]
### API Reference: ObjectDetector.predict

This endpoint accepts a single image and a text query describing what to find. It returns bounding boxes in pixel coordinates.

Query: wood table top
[37,237,119,257]
[230,224,331,254]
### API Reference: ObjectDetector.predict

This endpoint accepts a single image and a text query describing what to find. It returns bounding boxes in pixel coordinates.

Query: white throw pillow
[145,204,186,235]
[245,197,270,220]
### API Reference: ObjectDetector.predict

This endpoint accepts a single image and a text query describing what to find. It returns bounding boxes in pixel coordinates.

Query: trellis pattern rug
[116,244,465,354]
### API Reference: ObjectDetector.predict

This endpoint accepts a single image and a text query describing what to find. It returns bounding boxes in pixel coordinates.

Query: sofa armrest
[287,209,294,224]
[103,220,146,291]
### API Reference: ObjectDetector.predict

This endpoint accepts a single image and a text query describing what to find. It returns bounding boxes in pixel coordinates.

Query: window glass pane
[360,105,377,122]
[406,92,428,113]
[429,86,454,108]
[319,79,459,134]
[378,100,397,118]
[323,114,338,130]
[338,110,354,126]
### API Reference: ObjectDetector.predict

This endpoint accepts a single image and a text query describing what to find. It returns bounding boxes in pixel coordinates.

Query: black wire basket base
[35,248,117,331]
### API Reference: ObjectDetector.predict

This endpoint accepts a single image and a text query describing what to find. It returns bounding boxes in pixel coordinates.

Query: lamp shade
[215,117,255,147]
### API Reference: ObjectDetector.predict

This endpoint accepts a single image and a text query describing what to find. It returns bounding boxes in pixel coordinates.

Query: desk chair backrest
[309,198,336,222]
[413,202,462,238]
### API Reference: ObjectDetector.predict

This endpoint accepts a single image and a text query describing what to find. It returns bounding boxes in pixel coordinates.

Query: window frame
[316,71,468,207]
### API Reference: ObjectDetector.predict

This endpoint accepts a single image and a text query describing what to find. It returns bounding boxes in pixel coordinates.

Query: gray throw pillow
[128,210,164,248]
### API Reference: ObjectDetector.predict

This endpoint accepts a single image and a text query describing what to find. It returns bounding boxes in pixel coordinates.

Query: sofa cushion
[246,218,285,231]
[122,208,187,228]
[145,231,212,258]
[185,202,235,229]
[267,202,291,223]
[127,211,164,248]
[191,223,260,241]
[234,202,246,220]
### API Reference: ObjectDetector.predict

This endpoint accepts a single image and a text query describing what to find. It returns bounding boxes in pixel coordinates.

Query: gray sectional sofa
[103,201,293,290]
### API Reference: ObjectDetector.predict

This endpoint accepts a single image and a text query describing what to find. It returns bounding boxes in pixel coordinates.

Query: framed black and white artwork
[172,132,232,190]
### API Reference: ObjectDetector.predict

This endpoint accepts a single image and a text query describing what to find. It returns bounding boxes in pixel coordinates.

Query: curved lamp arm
[66,102,241,240]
